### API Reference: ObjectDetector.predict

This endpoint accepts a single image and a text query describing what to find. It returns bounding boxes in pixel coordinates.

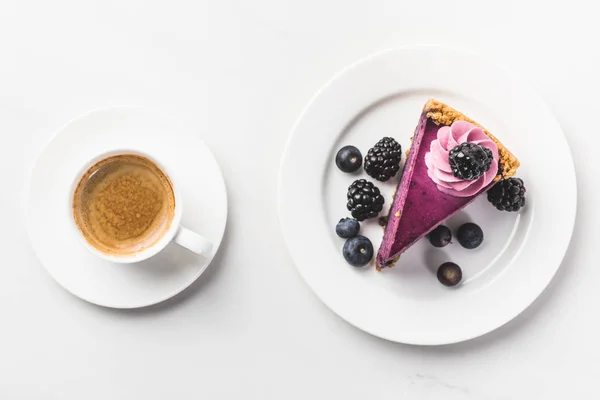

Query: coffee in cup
[72,154,175,256]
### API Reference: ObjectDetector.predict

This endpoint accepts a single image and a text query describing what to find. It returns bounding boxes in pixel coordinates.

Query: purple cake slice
[376,99,519,269]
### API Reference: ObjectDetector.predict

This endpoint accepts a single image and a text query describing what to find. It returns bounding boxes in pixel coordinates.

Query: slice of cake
[376,99,520,269]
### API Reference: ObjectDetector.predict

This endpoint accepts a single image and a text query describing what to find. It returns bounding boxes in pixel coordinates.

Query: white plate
[278,46,576,345]
[26,107,228,308]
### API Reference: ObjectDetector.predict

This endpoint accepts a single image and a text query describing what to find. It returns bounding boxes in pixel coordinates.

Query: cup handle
[173,226,213,256]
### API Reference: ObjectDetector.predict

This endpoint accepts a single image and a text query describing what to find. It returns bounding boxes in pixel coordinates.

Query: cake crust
[424,99,519,179]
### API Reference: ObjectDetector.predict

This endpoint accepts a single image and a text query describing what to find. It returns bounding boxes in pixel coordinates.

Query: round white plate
[26,107,228,308]
[278,46,576,345]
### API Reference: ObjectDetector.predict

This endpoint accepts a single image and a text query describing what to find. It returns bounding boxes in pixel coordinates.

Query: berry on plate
[343,235,374,267]
[487,177,526,212]
[457,222,484,249]
[335,218,360,239]
[428,225,452,247]
[364,137,402,182]
[437,262,462,287]
[346,179,385,221]
[335,145,363,173]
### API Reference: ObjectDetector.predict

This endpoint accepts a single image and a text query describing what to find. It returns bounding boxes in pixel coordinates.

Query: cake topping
[424,99,519,179]
[449,143,493,181]
[424,121,499,197]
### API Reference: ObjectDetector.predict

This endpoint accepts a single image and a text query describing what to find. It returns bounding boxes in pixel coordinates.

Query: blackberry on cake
[449,143,493,181]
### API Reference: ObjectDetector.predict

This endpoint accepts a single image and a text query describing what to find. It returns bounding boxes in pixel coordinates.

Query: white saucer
[26,107,228,308]
[278,46,577,345]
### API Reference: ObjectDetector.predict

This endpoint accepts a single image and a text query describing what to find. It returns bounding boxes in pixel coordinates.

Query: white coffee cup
[69,149,212,263]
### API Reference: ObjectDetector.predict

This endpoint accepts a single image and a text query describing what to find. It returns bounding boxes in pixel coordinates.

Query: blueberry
[428,225,452,247]
[343,236,373,267]
[336,218,360,238]
[437,262,462,287]
[336,145,363,173]
[457,223,484,249]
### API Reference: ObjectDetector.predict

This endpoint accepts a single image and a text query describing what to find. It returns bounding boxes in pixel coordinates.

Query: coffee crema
[72,154,175,256]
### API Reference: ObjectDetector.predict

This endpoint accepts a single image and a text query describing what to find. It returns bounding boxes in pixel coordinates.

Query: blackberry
[346,179,385,221]
[487,177,526,212]
[449,143,493,181]
[364,137,402,181]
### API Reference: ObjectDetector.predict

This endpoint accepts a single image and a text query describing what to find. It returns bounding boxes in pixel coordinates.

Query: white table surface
[1,0,598,398]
